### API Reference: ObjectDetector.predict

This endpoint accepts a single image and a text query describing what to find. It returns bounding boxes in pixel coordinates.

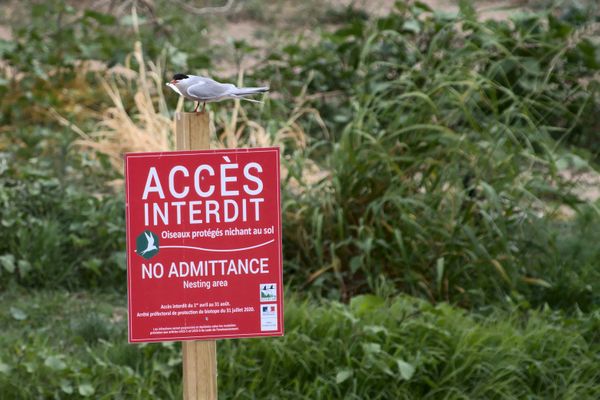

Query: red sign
[125,147,283,342]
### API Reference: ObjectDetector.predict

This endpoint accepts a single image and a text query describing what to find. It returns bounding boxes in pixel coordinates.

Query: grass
[0,172,126,290]
[2,1,600,308]
[267,1,600,305]
[1,1,600,397]
[60,1,600,308]
[1,289,599,399]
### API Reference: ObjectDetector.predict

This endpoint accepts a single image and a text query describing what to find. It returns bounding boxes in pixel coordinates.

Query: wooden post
[175,111,218,400]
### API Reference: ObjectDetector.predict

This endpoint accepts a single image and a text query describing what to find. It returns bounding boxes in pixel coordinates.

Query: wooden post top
[176,112,211,151]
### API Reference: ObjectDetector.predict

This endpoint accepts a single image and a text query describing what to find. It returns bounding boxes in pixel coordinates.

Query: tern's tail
[233,86,269,96]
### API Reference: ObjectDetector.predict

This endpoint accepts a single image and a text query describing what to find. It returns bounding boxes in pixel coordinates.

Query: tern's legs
[191,102,207,113]
[192,102,206,113]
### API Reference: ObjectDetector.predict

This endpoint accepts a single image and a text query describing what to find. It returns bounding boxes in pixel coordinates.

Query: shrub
[0,170,125,290]
[276,2,600,305]
[1,291,599,399]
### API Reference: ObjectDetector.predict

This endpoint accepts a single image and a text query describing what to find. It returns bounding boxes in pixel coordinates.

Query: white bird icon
[139,232,158,256]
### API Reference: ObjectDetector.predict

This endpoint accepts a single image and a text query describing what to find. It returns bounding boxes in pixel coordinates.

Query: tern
[166,73,269,112]
[139,231,158,256]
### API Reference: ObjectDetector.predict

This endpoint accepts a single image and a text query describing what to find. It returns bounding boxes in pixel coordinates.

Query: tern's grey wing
[186,80,235,100]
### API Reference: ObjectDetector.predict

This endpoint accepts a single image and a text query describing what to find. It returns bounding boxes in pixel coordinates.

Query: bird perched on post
[166,73,269,113]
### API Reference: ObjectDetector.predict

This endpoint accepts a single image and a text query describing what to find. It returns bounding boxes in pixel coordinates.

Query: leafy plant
[274,1,600,305]
[1,290,599,399]
[0,169,125,290]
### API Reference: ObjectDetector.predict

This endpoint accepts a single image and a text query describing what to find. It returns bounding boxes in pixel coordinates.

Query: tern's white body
[167,74,268,104]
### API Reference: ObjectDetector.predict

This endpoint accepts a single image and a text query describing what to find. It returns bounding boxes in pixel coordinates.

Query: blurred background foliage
[1,0,599,308]
[1,0,600,397]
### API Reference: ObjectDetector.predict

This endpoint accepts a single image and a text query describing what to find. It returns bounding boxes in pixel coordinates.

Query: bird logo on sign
[136,230,159,259]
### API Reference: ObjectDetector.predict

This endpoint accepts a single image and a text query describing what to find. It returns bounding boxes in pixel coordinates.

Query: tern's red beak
[170,79,177,84]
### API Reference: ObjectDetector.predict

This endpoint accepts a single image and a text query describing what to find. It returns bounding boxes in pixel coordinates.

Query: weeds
[1,1,599,398]
[75,41,179,184]
[274,1,600,305]
[0,173,125,290]
[2,1,600,307]
[1,290,598,399]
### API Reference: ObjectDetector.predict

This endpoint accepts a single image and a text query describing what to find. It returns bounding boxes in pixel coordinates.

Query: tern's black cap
[172,73,189,80]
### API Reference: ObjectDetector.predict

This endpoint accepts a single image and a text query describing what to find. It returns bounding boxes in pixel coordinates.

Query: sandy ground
[0,0,529,48]
[221,0,529,40]
[0,25,11,40]
[328,0,528,19]
[210,0,528,75]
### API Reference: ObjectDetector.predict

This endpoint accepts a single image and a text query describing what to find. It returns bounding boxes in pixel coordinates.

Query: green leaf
[576,38,600,70]
[9,307,27,321]
[364,325,388,335]
[120,15,147,26]
[414,1,433,12]
[164,43,189,70]
[349,256,362,273]
[24,362,36,373]
[78,383,95,397]
[522,59,541,76]
[82,258,102,276]
[0,361,11,374]
[522,277,552,288]
[83,10,116,25]
[397,359,415,380]
[556,154,588,172]
[402,20,421,34]
[0,254,15,273]
[436,257,445,294]
[335,369,353,384]
[0,39,16,55]
[458,0,476,20]
[549,14,573,38]
[350,294,384,315]
[17,260,32,278]
[376,360,394,376]
[60,379,74,394]
[44,355,66,371]
[110,252,127,268]
[362,342,381,355]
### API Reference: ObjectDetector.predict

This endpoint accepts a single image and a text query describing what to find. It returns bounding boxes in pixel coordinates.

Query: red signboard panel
[125,147,283,342]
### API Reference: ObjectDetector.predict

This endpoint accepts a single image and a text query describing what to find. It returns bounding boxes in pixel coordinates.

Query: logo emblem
[136,230,159,259]
[260,283,277,302]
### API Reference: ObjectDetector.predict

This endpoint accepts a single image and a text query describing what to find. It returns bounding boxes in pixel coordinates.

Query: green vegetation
[1,0,600,398]
[274,1,600,306]
[0,171,125,290]
[1,290,599,399]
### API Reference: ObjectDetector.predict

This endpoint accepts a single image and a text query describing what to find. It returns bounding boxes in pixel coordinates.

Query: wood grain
[175,111,218,400]
[176,111,211,151]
